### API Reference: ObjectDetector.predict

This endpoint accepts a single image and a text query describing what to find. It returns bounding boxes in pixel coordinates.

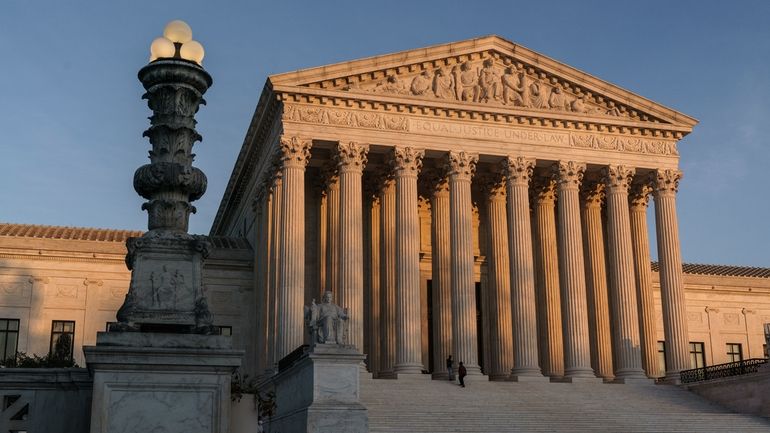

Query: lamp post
[113,20,216,334]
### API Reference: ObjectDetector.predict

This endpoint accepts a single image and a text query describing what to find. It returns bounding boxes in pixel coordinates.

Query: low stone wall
[0,368,92,433]
[684,365,770,417]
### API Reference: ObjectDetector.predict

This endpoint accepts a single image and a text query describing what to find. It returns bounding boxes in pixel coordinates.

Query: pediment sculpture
[334,55,652,122]
[304,291,350,346]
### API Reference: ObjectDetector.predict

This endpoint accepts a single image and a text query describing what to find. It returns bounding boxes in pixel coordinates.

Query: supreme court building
[210,35,701,383]
[2,36,769,386]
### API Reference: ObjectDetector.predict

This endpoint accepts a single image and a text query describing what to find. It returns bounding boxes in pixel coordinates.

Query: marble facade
[207,35,765,384]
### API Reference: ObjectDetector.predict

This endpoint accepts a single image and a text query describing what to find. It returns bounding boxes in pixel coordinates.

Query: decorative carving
[433,68,455,100]
[502,156,535,187]
[531,176,557,204]
[552,161,585,189]
[279,136,312,168]
[629,182,653,210]
[478,172,506,200]
[335,141,369,172]
[304,290,350,346]
[284,105,409,132]
[570,133,678,156]
[445,151,478,181]
[723,313,740,326]
[650,169,682,196]
[410,70,433,96]
[57,285,78,298]
[602,165,635,191]
[390,146,425,176]
[580,179,605,208]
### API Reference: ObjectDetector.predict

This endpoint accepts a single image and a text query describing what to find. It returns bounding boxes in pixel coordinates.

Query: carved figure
[150,265,176,309]
[304,291,349,345]
[501,66,526,106]
[529,78,550,109]
[477,59,500,103]
[456,62,479,102]
[548,86,566,111]
[410,70,433,96]
[375,74,408,94]
[432,68,455,100]
[570,94,590,113]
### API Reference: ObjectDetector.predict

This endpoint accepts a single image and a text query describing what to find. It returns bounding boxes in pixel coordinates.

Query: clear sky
[1,0,768,267]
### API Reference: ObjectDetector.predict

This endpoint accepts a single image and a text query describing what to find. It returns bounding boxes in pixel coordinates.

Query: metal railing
[680,358,767,384]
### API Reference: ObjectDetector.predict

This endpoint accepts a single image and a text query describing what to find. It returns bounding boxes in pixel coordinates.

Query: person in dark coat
[458,361,467,387]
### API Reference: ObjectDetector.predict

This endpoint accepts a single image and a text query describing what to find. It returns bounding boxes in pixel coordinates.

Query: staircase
[361,376,770,432]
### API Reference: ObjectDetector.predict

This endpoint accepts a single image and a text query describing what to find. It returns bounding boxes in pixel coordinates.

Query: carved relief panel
[0,275,31,307]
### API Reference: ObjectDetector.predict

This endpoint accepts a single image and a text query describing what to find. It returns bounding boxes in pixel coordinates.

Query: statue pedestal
[265,344,367,433]
[84,332,242,433]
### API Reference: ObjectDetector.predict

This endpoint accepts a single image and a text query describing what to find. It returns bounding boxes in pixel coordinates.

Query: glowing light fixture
[180,40,205,64]
[147,20,205,66]
[149,37,175,61]
[163,20,193,44]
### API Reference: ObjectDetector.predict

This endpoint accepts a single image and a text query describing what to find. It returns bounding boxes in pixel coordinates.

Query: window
[219,326,232,336]
[726,343,743,362]
[0,319,20,363]
[689,342,705,369]
[657,341,666,375]
[50,321,75,360]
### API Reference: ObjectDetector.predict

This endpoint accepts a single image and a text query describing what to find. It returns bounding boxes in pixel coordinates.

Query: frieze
[284,104,679,157]
[327,52,661,123]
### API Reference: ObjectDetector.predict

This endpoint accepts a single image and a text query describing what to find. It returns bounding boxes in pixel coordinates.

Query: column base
[376,370,397,379]
[488,373,511,382]
[395,372,432,381]
[393,363,425,375]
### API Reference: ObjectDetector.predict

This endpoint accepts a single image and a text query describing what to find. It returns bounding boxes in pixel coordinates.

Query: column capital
[420,168,450,198]
[278,136,312,168]
[629,182,653,210]
[502,156,535,187]
[580,179,605,209]
[650,169,682,196]
[445,151,478,181]
[552,161,586,189]
[531,175,557,204]
[602,165,635,192]
[335,141,370,173]
[390,146,425,177]
[478,172,507,202]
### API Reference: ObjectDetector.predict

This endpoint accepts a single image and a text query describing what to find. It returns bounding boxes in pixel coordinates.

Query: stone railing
[680,358,768,384]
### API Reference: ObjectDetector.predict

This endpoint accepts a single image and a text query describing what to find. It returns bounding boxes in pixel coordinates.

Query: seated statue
[304,291,349,346]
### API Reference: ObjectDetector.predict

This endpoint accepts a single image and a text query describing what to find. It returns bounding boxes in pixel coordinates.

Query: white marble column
[392,146,425,375]
[324,167,340,294]
[276,136,312,360]
[553,161,595,379]
[266,167,282,374]
[531,176,564,377]
[335,141,369,352]
[503,156,543,378]
[603,165,646,381]
[629,181,659,378]
[367,193,382,375]
[650,169,690,381]
[447,151,481,375]
[253,185,269,377]
[379,176,397,377]
[580,179,614,380]
[429,173,453,379]
[481,173,513,380]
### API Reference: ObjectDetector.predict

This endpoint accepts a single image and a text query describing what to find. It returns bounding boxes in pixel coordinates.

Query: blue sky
[1,0,768,267]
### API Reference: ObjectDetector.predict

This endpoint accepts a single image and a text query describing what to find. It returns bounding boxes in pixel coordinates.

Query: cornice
[276,87,688,138]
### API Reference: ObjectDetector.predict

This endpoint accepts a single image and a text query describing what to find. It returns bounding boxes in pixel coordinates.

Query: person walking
[446,355,454,381]
[458,361,467,388]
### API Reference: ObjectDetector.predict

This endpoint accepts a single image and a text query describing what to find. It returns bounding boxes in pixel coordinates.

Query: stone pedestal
[266,344,368,433]
[84,332,242,433]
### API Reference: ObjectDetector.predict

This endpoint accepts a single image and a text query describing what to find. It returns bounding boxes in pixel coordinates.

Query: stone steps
[360,377,770,432]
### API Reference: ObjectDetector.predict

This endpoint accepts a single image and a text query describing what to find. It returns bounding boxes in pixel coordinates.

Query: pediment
[270,35,696,129]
